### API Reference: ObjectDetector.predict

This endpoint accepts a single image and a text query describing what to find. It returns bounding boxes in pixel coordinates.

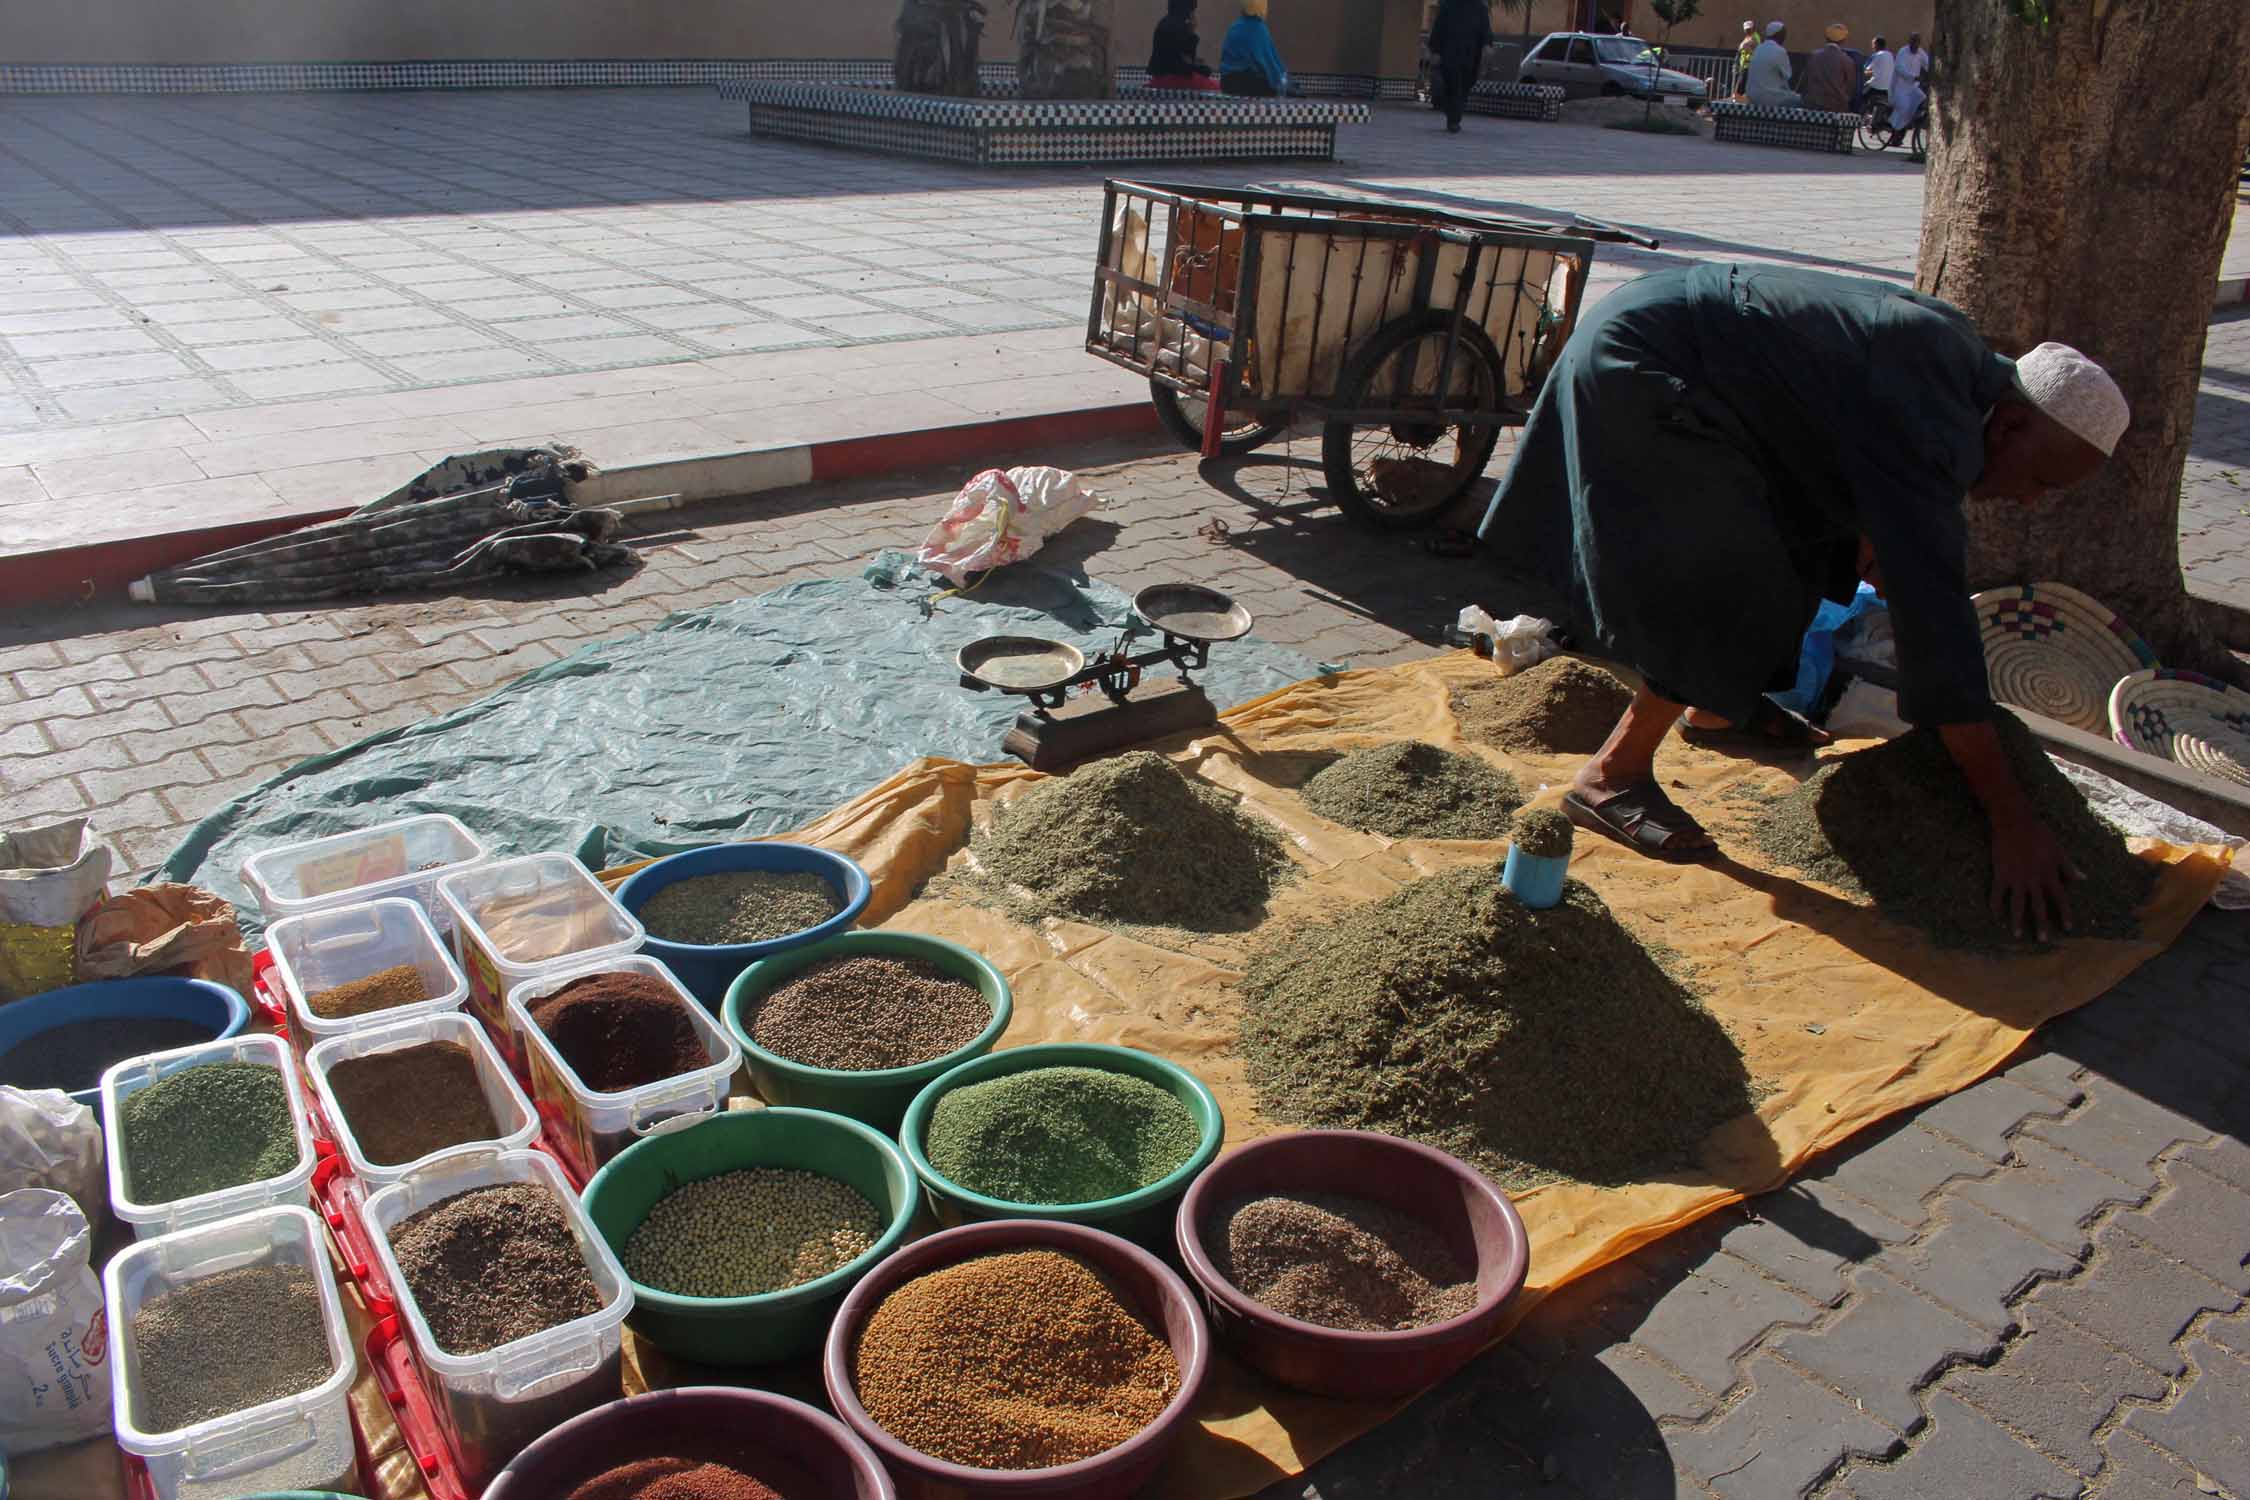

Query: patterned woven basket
[1973,582,2157,734]
[2108,667,2250,787]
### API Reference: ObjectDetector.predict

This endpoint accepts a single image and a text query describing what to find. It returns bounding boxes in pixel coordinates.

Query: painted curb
[0,400,1161,609]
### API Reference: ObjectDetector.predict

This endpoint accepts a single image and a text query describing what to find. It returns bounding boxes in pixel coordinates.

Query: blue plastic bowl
[616,843,872,1008]
[0,977,249,1113]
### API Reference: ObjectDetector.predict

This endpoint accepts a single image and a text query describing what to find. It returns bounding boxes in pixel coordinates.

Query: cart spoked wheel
[1149,375,1288,457]
[1321,312,1507,530]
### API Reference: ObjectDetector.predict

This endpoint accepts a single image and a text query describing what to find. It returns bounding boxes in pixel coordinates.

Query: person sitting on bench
[1221,0,1292,97]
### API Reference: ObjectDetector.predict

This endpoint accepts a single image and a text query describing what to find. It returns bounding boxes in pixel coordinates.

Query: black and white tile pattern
[1464,82,1565,122]
[1709,101,1858,154]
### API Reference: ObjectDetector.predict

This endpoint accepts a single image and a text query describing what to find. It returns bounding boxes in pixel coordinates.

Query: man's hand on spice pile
[1987,809,2080,942]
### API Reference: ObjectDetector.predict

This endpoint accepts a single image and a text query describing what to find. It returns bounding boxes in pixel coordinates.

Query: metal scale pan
[956,635,1087,695]
[1133,583,1253,643]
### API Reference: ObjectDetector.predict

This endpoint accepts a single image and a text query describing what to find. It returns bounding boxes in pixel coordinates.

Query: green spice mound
[1239,866,1755,1190]
[1299,741,1522,840]
[1751,711,2157,950]
[1511,807,1574,859]
[926,1065,1203,1205]
[970,751,1294,929]
[120,1061,300,1204]
[1453,658,1634,756]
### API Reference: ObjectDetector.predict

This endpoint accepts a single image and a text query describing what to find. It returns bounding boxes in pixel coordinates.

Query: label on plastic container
[458,933,507,1034]
[297,835,410,900]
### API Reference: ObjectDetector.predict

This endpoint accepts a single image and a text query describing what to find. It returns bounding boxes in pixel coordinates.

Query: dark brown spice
[306,962,431,1020]
[565,1451,815,1500]
[1452,657,1634,755]
[1213,1192,1477,1332]
[388,1183,603,1355]
[0,1017,215,1094]
[528,971,710,1091]
[130,1264,332,1433]
[748,954,991,1070]
[325,1041,502,1165]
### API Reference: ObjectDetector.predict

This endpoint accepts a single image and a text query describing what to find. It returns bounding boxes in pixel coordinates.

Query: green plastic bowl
[721,931,1013,1132]
[900,1043,1225,1245]
[581,1107,918,1366]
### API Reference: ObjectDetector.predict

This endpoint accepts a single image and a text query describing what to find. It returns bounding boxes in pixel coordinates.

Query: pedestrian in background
[1147,0,1220,91]
[1220,0,1292,96]
[1895,31,1929,86]
[1863,34,1895,112]
[1428,0,1494,134]
[1734,20,1759,99]
[1803,22,1858,112]
[1745,21,1800,110]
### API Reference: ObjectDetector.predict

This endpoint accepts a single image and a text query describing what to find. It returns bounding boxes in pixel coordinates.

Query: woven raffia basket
[1973,582,2157,734]
[2108,667,2250,787]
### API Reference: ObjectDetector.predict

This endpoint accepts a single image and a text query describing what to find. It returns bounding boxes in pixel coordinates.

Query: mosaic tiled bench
[717,80,1370,166]
[1462,81,1565,122]
[1709,100,1857,153]
[0,56,1415,98]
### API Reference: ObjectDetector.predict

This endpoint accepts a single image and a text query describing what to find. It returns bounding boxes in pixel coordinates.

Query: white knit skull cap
[1764,20,1785,35]
[2015,342,2130,456]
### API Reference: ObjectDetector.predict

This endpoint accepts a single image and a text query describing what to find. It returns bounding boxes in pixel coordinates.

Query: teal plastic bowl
[721,931,1013,1132]
[900,1043,1225,1245]
[581,1107,917,1366]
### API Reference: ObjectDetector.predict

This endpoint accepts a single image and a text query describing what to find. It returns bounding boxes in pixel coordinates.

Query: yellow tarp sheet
[21,652,2227,1500]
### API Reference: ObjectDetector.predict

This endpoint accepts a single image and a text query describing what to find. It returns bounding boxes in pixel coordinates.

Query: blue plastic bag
[1774,584,1882,716]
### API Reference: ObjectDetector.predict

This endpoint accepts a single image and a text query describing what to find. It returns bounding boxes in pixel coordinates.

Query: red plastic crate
[368,1312,473,1500]
[249,946,292,1038]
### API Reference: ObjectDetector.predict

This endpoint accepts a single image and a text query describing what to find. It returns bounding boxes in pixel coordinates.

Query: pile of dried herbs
[1511,807,1574,858]
[1299,741,1521,840]
[1750,710,2156,950]
[1453,658,1633,756]
[1239,864,1755,1190]
[968,751,1294,930]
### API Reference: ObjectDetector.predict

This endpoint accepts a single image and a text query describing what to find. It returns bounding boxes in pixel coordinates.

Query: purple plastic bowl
[823,1219,1210,1500]
[482,1386,896,1500]
[1175,1129,1530,1399]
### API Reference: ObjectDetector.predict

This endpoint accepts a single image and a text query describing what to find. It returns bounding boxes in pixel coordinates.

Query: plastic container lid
[360,1147,634,1490]
[102,1033,319,1240]
[267,899,470,1056]
[241,815,486,929]
[304,1012,539,1189]
[105,1206,360,1496]
[505,955,743,1180]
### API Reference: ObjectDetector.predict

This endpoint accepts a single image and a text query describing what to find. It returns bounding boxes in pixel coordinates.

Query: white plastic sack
[917,467,1101,587]
[0,1188,112,1453]
[0,1087,105,1214]
[1,819,112,1002]
[2050,755,2250,911]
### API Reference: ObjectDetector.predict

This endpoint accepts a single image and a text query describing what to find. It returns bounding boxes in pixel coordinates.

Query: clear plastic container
[506,954,742,1178]
[305,1012,539,1188]
[267,898,470,1058]
[360,1147,632,1490]
[102,1034,319,1241]
[241,814,486,932]
[437,854,644,1040]
[105,1206,361,1500]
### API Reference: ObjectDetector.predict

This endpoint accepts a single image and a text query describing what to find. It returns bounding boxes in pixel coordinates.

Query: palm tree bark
[1916,0,2250,668]
[1016,0,1115,99]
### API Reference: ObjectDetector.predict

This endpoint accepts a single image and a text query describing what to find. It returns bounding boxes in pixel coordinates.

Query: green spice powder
[639,870,840,946]
[120,1060,299,1204]
[1511,807,1574,859]
[1299,740,1522,840]
[926,1066,1201,1205]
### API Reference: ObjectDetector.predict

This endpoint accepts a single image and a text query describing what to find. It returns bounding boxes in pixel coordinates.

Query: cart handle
[1565,214,1661,250]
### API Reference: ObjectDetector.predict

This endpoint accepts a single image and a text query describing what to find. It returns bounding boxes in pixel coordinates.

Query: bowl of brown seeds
[1175,1127,1528,1399]
[722,931,1013,1131]
[616,843,871,1007]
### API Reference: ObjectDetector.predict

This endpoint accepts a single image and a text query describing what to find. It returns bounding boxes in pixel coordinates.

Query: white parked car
[1518,32,1710,101]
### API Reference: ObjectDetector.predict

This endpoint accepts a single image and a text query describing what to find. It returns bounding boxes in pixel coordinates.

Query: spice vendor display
[0,1017,211,1094]
[850,1248,1180,1469]
[1240,865,1756,1190]
[388,1182,604,1355]
[118,1060,300,1203]
[1452,657,1635,755]
[1212,1192,1477,1332]
[1299,741,1522,840]
[962,750,1293,930]
[1510,806,1574,858]
[305,962,432,1020]
[639,872,840,947]
[527,971,712,1092]
[1752,709,2156,949]
[925,1066,1199,1204]
[747,955,990,1070]
[128,1264,332,1432]
[623,1168,882,1298]
[324,1041,502,1166]
[564,1455,809,1500]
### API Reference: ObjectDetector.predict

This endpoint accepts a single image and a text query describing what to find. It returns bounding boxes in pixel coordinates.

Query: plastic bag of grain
[0,820,112,1004]
[0,1188,113,1451]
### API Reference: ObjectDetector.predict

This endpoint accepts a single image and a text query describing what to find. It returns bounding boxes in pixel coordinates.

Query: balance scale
[955,583,1253,770]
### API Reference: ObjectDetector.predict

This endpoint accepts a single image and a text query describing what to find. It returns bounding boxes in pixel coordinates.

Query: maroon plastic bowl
[823,1219,1210,1500]
[483,1386,896,1499]
[1175,1128,1529,1399]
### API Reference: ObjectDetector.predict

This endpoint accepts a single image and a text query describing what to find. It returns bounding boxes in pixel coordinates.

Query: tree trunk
[1917,0,2250,669]
[1016,0,1115,99]
[896,0,988,97]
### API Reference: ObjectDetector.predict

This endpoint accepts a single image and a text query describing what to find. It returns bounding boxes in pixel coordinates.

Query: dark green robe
[1478,263,2018,727]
